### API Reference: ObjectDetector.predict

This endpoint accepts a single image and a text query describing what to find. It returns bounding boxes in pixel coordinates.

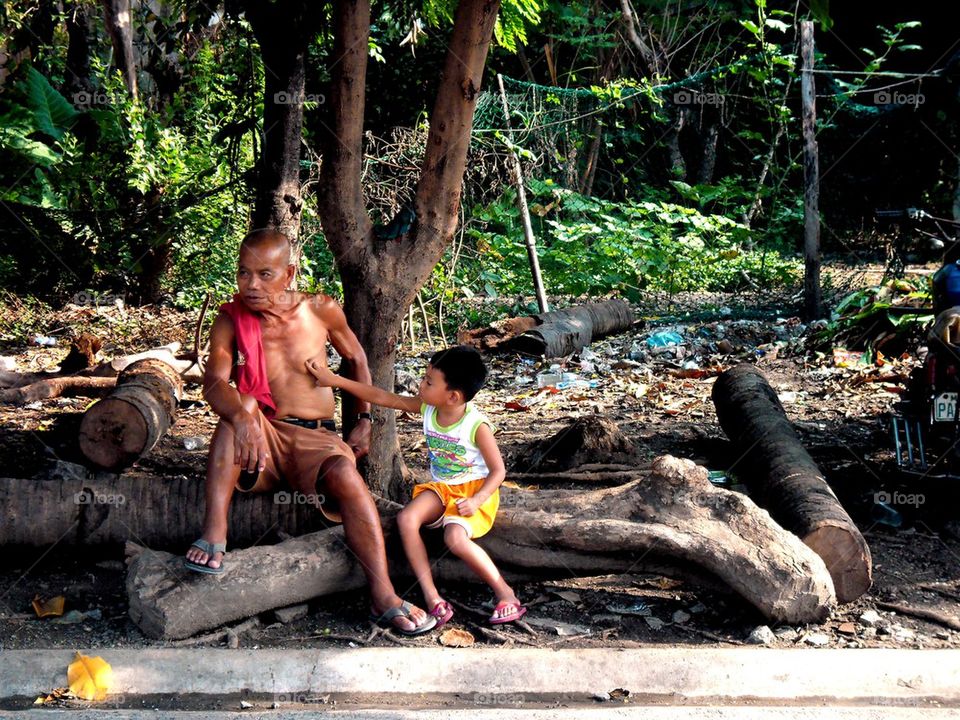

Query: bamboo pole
[801,21,823,320]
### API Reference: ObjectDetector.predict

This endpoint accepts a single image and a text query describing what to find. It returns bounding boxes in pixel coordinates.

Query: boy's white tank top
[421,402,493,484]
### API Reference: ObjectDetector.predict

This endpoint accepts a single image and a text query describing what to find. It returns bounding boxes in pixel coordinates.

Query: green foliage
[458,179,799,302]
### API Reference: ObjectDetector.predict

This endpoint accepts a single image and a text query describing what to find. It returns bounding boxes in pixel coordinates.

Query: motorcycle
[886,209,960,480]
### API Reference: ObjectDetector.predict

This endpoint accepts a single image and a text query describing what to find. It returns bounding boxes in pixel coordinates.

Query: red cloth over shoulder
[220,294,277,417]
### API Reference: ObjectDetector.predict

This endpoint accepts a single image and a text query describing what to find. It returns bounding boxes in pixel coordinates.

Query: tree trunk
[64,2,96,101]
[241,0,320,239]
[0,460,327,548]
[100,0,138,98]
[78,359,183,471]
[319,0,502,497]
[125,455,835,639]
[711,364,872,603]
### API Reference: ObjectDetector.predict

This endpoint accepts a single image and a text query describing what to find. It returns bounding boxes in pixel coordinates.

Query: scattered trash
[67,652,113,701]
[777,391,798,404]
[746,625,775,645]
[643,616,665,631]
[550,590,581,604]
[836,621,857,635]
[707,471,729,487]
[646,331,684,348]
[859,610,881,626]
[537,365,563,388]
[608,688,630,701]
[240,700,254,709]
[32,335,57,347]
[672,610,691,624]
[32,595,65,619]
[802,632,830,646]
[0,356,16,371]
[182,436,207,451]
[605,601,650,617]
[439,628,475,647]
[55,609,102,624]
[871,501,903,528]
[522,617,592,636]
[833,348,865,368]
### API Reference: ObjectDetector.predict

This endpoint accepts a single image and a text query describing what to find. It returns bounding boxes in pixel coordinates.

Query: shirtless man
[184,228,435,636]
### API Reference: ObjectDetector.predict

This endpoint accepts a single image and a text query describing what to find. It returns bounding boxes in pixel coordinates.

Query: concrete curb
[1,648,958,702]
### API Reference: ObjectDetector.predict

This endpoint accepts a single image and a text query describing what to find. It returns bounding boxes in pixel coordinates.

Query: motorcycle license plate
[934,392,958,422]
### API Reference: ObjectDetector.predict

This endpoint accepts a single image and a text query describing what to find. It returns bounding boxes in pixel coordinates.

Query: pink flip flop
[430,600,454,627]
[489,600,527,625]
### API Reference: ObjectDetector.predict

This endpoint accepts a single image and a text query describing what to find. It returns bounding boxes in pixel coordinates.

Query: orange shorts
[412,479,499,539]
[234,409,356,523]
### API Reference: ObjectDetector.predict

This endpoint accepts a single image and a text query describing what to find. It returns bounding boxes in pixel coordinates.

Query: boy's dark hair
[429,345,487,401]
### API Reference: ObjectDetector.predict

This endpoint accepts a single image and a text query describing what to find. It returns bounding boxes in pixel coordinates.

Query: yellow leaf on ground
[67,652,113,701]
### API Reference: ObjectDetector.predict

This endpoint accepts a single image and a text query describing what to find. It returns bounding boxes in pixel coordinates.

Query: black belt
[279,417,337,432]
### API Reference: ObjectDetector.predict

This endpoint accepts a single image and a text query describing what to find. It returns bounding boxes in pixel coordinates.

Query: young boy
[306,345,526,626]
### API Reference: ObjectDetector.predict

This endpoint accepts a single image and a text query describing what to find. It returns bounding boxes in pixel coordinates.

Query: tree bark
[124,455,835,639]
[78,359,183,471]
[711,364,872,603]
[100,0,138,98]
[64,2,96,101]
[318,0,502,498]
[0,460,328,548]
[241,0,321,239]
[459,299,636,357]
[0,376,116,404]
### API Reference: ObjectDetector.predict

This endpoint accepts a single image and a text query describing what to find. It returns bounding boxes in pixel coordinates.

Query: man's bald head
[240,228,292,266]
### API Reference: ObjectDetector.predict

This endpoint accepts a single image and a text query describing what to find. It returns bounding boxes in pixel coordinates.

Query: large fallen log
[125,455,835,639]
[78,359,184,471]
[0,461,328,548]
[459,299,636,358]
[711,364,872,603]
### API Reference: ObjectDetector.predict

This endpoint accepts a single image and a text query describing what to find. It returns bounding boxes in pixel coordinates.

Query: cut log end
[803,523,873,603]
[79,397,150,471]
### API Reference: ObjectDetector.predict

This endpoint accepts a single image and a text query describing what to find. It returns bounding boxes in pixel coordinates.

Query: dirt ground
[1,278,959,654]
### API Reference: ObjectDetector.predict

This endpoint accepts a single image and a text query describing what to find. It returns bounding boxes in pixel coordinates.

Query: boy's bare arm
[305,358,422,414]
[455,423,505,515]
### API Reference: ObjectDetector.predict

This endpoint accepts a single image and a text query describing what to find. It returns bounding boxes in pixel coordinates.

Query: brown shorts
[234,410,356,523]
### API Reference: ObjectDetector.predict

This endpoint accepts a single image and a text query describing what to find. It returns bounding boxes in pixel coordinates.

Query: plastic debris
[32,595,66,618]
[182,436,207,451]
[871,500,903,528]
[646,331,684,348]
[32,335,57,347]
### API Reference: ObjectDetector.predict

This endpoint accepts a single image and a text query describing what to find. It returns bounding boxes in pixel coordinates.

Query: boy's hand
[305,357,337,387]
[455,495,481,517]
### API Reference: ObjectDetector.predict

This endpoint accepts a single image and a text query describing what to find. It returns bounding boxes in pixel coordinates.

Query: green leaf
[22,67,78,141]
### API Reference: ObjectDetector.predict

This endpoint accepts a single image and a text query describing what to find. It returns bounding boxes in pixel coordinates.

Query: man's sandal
[489,600,527,625]
[184,539,226,575]
[369,600,437,636]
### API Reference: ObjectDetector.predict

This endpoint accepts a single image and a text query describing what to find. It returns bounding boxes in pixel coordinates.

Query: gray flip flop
[369,600,437,636]
[184,539,226,575]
